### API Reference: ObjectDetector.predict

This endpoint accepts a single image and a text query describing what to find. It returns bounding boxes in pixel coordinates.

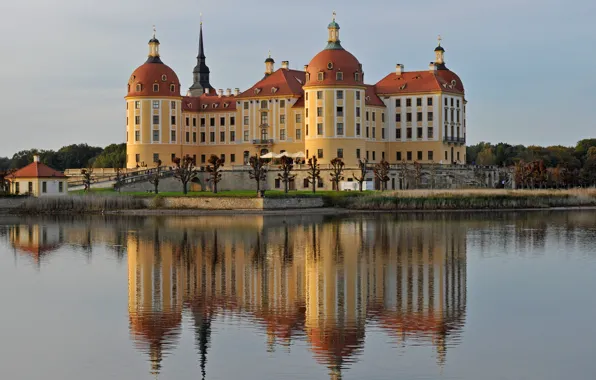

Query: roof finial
[200,12,203,26]
[152,25,156,39]
[437,34,442,46]
[268,49,271,58]
[332,10,336,21]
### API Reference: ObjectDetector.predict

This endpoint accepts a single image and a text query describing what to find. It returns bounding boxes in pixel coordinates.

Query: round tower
[303,13,367,166]
[125,27,183,169]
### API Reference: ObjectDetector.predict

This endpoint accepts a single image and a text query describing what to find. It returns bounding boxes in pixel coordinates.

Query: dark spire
[189,17,213,96]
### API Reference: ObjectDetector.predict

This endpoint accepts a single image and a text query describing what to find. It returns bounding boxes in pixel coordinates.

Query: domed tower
[303,13,367,166]
[125,27,182,169]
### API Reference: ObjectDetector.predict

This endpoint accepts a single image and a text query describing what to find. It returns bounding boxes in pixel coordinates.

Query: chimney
[396,64,404,75]
[204,88,210,94]
[217,89,223,97]
[303,65,308,71]
[281,61,289,69]
[234,88,240,96]
[225,88,231,96]
[429,62,437,72]
[33,155,40,163]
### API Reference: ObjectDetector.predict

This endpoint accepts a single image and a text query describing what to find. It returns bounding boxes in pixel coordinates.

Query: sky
[0,0,594,157]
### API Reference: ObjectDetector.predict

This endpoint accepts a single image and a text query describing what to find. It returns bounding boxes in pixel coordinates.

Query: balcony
[252,139,274,146]
[443,137,466,144]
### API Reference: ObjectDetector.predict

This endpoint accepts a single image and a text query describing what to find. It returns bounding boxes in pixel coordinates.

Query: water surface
[0,211,595,380]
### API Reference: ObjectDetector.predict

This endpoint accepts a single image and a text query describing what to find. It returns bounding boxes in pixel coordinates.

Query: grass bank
[16,194,145,215]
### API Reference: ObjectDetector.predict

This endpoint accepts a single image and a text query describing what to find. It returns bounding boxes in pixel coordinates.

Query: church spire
[189,14,213,96]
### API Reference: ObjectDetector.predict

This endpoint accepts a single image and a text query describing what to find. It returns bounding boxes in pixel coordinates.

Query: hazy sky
[1,0,594,157]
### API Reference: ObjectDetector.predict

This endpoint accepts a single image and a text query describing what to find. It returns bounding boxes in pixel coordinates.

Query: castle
[125,14,467,169]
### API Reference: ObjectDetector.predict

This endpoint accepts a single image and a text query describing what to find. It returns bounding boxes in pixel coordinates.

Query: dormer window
[153,84,159,92]
[213,103,219,108]
[254,88,261,95]
[336,72,343,80]
[271,87,278,94]
[170,84,175,92]
[224,103,229,108]
[400,84,407,90]
[260,100,268,109]
[354,72,360,82]
[202,104,208,109]
[365,96,371,102]
[161,74,167,82]
[187,103,192,108]
[327,62,334,70]
[318,72,324,81]
[136,84,142,92]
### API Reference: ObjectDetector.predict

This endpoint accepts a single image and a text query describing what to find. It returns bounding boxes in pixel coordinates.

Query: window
[135,131,140,142]
[171,153,176,162]
[210,131,215,142]
[171,101,176,109]
[210,117,215,127]
[395,99,401,107]
[318,72,324,81]
[445,108,449,120]
[296,129,301,140]
[406,113,412,122]
[356,107,361,117]
[220,131,225,142]
[280,129,286,140]
[407,151,412,161]
[336,72,343,80]
[201,154,206,163]
[356,123,361,136]
[457,99,460,108]
[382,152,385,160]
[396,113,401,122]
[193,118,197,127]
[171,130,176,142]
[260,112,267,125]
[244,102,249,110]
[317,91,323,99]
[381,128,385,139]
[415,151,421,161]
[356,91,361,101]
[200,132,206,143]
[317,107,323,117]
[221,154,225,162]
[318,179,324,188]
[354,72,360,81]
[296,114,302,123]
[336,107,343,117]
[372,127,376,139]
[356,149,361,159]
[372,151,376,161]
[200,118,206,127]
[306,124,309,136]
[337,148,343,158]
[135,101,140,109]
[416,98,422,107]
[303,178,309,188]
[396,152,402,161]
[417,112,423,122]
[317,149,323,158]
[15,182,19,194]
[428,151,434,161]
[185,131,190,143]
[366,112,369,121]
[185,117,190,127]
[42,181,47,193]
[152,100,159,109]
[427,97,433,106]
[406,128,412,139]
[457,152,461,161]
[366,151,369,160]
[230,131,236,142]
[152,130,159,142]
[27,182,32,194]
[451,98,454,107]
[135,154,140,163]
[275,178,281,189]
[417,127,423,139]
[280,114,285,124]
[170,84,175,92]
[153,84,159,92]
[280,100,286,108]
[366,127,370,138]
[243,131,249,141]
[445,98,448,106]
[406,98,412,107]
[428,112,434,122]
[337,90,344,99]
[382,113,385,123]
[317,123,323,135]
[306,108,309,117]
[243,116,249,125]
[457,110,461,123]
[135,116,140,125]
[58,182,63,193]
[396,128,401,139]
[193,132,197,143]
[445,151,448,160]
[306,93,309,101]
[336,123,344,135]
[171,116,176,125]
[220,117,225,126]
[372,112,376,122]
[261,100,268,109]
[230,117,235,126]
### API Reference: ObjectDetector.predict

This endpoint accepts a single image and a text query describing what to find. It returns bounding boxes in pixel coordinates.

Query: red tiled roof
[375,69,464,95]
[126,62,181,98]
[10,162,66,178]
[305,48,363,87]
[365,85,385,107]
[182,92,237,113]
[237,68,305,99]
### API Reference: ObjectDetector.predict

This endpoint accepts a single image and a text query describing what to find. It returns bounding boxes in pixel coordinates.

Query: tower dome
[305,13,364,87]
[127,27,181,97]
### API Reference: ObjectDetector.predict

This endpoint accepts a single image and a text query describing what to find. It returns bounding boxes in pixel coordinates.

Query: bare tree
[277,156,296,194]
[306,156,322,194]
[148,160,162,194]
[329,157,345,191]
[248,154,267,196]
[429,161,437,189]
[413,161,422,189]
[352,159,369,192]
[173,155,198,195]
[373,160,390,191]
[81,168,94,192]
[113,166,125,193]
[399,160,409,190]
[206,154,225,194]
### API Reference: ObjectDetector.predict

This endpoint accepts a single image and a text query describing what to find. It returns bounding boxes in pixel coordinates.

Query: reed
[16,195,145,214]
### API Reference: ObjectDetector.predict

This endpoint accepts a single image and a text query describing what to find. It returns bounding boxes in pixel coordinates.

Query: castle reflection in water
[125,215,467,379]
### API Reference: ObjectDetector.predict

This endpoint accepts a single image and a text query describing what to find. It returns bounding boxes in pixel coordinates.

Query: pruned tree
[373,160,390,191]
[248,154,267,196]
[428,161,437,189]
[173,155,198,195]
[277,156,296,194]
[329,157,345,191]
[148,160,162,194]
[81,168,94,192]
[113,166,125,193]
[413,161,422,189]
[399,160,410,190]
[352,159,369,192]
[306,156,321,194]
[206,154,224,194]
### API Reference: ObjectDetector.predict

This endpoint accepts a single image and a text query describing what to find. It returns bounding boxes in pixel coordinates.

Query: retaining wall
[147,196,324,210]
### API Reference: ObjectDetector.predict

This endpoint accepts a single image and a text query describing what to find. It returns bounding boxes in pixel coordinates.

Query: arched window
[170,84,175,92]
[136,83,142,92]
[327,62,334,70]
[153,84,159,92]
[354,72,360,82]
[161,74,167,81]
[318,72,324,81]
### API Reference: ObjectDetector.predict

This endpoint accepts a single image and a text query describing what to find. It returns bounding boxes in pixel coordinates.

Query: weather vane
[152,25,156,39]
[438,34,442,46]
[332,10,336,21]
[200,12,203,25]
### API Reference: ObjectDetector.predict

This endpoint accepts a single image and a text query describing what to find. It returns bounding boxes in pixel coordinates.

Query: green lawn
[69,188,372,198]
